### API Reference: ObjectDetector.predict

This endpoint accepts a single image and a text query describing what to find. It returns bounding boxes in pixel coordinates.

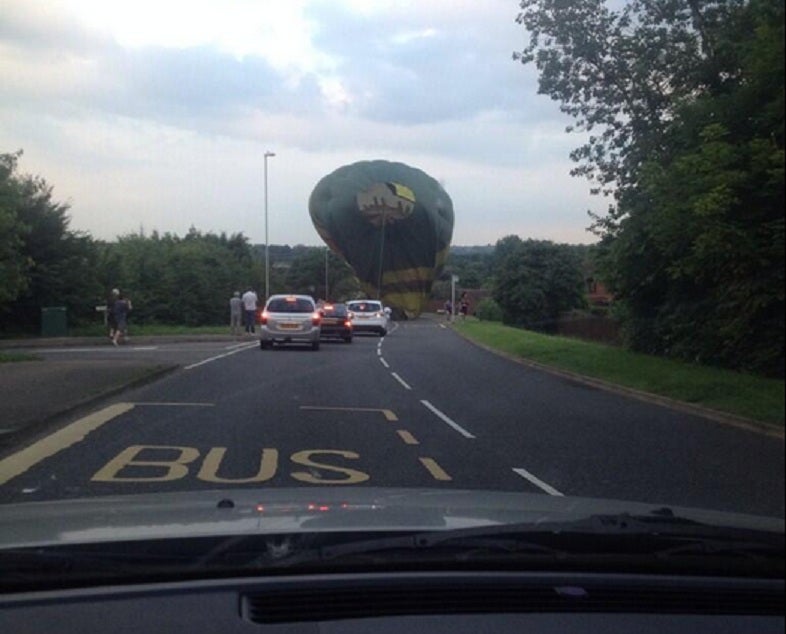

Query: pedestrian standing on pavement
[241,288,259,334]
[459,291,469,319]
[106,288,120,341]
[229,291,243,335]
[112,292,133,346]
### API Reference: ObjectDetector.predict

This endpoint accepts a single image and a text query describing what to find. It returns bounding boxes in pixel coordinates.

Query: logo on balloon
[356,182,416,227]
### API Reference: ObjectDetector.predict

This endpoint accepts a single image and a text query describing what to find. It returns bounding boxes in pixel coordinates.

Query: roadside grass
[0,351,40,363]
[453,319,785,427]
[68,323,230,336]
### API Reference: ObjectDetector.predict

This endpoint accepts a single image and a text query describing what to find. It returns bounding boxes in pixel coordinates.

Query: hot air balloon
[309,160,454,318]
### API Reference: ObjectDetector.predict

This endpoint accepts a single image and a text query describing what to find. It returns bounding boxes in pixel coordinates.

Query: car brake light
[311,311,321,326]
[344,320,352,328]
[260,310,269,325]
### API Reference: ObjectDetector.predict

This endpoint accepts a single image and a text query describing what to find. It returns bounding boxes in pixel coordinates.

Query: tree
[1,151,101,331]
[514,0,740,214]
[515,0,785,375]
[283,247,360,301]
[102,229,262,326]
[0,152,29,307]
[493,238,586,330]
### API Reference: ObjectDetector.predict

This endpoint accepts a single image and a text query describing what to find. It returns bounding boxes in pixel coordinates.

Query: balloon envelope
[309,160,454,317]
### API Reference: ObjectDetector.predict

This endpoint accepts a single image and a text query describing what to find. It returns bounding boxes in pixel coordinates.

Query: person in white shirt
[241,288,259,334]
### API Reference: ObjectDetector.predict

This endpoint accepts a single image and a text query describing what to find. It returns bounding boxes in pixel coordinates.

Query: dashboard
[1,570,782,633]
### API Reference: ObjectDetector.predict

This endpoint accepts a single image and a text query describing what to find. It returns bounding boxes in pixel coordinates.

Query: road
[0,317,783,518]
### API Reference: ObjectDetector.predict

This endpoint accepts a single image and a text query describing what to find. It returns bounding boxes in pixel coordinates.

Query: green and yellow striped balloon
[309,160,454,318]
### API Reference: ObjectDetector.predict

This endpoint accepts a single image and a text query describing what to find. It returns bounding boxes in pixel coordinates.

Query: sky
[0,0,603,247]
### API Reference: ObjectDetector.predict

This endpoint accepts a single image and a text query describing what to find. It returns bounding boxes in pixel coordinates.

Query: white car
[259,294,321,350]
[346,299,389,336]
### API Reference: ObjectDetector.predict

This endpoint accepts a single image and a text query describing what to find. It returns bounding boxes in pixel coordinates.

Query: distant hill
[450,245,495,256]
[252,244,498,261]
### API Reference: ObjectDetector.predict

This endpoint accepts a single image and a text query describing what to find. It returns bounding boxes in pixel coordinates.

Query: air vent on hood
[241,578,785,623]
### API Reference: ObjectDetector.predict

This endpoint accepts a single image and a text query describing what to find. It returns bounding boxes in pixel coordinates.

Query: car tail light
[344,320,352,328]
[259,310,270,325]
[311,311,321,326]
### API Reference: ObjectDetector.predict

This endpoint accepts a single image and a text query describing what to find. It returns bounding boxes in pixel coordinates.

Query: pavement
[0,335,238,451]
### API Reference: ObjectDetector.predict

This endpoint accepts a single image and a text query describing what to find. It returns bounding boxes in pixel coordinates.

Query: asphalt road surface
[1,319,783,518]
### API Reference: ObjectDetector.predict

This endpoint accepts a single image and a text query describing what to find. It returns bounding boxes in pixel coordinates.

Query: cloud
[306,0,559,126]
[0,0,601,247]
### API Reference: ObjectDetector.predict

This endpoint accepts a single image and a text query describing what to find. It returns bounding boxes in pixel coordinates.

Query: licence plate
[279,323,300,330]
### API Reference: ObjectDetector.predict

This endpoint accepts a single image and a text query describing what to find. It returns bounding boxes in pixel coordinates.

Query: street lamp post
[264,151,275,300]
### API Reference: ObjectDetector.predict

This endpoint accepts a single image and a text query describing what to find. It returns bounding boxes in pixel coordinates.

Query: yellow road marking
[0,402,134,486]
[299,406,398,422]
[397,430,419,445]
[291,450,370,484]
[92,445,200,482]
[419,457,452,481]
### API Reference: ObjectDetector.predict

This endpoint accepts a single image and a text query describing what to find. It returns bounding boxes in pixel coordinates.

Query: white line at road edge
[420,400,475,439]
[513,468,564,496]
[391,372,412,390]
[225,342,251,350]
[35,346,159,353]
[184,342,257,370]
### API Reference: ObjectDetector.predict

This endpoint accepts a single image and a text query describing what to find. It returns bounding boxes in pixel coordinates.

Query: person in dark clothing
[111,293,133,346]
[106,288,119,341]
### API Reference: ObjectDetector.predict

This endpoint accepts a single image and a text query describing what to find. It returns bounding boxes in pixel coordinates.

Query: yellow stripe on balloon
[381,267,435,285]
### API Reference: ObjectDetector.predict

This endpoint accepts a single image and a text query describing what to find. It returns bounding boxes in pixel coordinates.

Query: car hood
[0,487,782,549]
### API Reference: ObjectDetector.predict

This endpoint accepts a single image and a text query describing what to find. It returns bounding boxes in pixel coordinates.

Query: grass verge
[68,324,230,336]
[0,351,41,363]
[454,319,784,427]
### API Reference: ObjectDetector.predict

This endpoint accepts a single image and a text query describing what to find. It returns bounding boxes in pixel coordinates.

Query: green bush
[475,298,504,322]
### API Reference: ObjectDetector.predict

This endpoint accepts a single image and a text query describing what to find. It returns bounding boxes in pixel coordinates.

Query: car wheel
[260,340,271,350]
[344,335,352,343]
[379,328,387,336]
[312,340,320,351]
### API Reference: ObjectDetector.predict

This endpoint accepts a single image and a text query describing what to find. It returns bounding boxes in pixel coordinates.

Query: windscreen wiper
[252,512,783,572]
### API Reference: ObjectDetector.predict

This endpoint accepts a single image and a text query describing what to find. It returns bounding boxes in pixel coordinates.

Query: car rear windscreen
[268,298,314,313]
[348,303,380,313]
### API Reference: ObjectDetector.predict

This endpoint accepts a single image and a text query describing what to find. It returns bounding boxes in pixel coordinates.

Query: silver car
[346,299,389,336]
[259,294,321,350]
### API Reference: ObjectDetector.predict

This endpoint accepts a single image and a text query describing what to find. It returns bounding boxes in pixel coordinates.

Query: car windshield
[0,0,783,599]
